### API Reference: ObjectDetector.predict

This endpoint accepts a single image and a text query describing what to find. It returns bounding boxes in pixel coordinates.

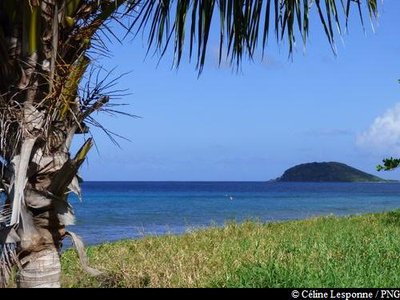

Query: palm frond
[127,0,379,73]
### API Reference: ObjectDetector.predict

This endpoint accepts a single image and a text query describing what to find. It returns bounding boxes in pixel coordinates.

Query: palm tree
[0,0,378,288]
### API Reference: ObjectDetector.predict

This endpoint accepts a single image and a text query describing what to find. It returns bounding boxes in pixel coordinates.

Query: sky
[75,1,400,181]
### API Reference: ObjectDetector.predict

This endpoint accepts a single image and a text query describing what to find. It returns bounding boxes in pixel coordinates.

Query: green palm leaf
[128,0,378,73]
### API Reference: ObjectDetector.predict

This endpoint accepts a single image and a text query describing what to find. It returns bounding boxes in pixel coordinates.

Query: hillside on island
[276,162,386,183]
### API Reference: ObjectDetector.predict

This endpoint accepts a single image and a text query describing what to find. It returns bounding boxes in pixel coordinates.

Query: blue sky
[76,2,400,181]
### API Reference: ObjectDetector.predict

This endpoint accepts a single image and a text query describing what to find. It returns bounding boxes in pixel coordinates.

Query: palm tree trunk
[11,136,96,288]
[14,181,67,288]
[0,1,111,287]
[17,247,61,288]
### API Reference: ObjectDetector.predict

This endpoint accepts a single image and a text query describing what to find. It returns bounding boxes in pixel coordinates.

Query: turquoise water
[67,182,400,245]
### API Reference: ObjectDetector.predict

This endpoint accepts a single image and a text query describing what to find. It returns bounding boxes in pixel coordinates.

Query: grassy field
[61,210,400,287]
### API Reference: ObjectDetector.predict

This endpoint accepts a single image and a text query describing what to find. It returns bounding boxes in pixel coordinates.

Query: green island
[275,162,388,183]
[59,210,400,288]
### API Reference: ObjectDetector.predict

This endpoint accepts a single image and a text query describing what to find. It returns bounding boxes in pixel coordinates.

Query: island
[275,162,387,182]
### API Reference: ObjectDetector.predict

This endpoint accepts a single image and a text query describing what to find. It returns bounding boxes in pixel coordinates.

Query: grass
[61,210,400,287]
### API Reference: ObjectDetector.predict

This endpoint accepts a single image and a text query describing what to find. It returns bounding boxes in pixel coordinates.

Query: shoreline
[66,207,400,248]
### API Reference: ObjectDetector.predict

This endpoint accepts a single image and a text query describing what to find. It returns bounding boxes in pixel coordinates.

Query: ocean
[67,181,400,245]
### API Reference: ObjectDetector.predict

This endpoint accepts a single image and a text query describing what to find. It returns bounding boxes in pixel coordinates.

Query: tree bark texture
[17,247,61,288]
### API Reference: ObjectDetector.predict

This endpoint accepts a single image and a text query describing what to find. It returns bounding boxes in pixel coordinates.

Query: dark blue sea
[67,182,400,245]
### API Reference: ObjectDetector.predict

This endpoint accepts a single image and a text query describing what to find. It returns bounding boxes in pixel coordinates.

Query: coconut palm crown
[0,0,378,288]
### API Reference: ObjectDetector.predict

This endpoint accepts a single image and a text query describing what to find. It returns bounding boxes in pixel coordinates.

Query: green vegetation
[276,162,386,182]
[61,210,400,287]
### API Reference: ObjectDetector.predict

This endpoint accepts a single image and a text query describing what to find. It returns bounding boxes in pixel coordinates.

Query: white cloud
[357,103,400,154]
